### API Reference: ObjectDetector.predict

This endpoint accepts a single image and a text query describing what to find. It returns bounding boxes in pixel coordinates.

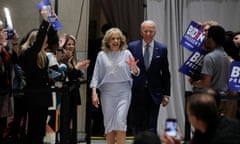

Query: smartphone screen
[165,118,177,137]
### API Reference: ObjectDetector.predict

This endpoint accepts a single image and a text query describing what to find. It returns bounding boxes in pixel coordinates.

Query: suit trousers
[131,87,160,136]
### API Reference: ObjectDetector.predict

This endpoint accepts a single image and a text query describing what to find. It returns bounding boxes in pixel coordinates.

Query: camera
[165,118,177,137]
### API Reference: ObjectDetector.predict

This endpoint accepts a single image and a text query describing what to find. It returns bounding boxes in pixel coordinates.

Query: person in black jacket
[162,92,240,144]
[3,29,38,143]
[58,34,90,143]
[0,19,18,143]
[20,10,59,144]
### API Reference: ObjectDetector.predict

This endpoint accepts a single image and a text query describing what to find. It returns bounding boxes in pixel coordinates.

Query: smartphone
[165,118,177,137]
[6,29,14,40]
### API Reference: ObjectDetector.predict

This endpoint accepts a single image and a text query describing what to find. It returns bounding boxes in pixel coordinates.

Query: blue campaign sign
[179,47,207,77]
[180,21,205,51]
[37,0,63,31]
[37,0,51,9]
[229,61,240,91]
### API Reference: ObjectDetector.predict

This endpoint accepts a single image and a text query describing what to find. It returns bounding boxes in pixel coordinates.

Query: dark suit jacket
[128,40,171,104]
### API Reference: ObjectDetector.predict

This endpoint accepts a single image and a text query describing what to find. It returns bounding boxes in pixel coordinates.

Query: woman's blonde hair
[37,35,48,69]
[101,28,127,51]
[202,20,219,27]
[37,50,48,69]
[21,30,38,54]
[19,29,46,69]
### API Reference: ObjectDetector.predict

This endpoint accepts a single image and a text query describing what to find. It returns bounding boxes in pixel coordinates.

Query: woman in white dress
[90,28,139,144]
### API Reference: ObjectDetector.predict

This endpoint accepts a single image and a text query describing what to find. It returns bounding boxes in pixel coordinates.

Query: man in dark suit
[128,20,171,136]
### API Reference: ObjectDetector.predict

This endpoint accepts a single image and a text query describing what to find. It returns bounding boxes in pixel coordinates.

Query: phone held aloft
[165,118,177,137]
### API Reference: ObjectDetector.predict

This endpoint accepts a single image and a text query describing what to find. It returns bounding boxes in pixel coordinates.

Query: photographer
[162,92,240,144]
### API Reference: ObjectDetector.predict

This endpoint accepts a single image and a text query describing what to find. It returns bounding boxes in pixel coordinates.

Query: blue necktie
[144,44,150,69]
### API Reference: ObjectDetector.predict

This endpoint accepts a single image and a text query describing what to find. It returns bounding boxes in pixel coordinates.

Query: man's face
[141,23,156,44]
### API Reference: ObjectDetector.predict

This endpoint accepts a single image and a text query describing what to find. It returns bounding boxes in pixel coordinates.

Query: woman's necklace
[108,50,121,74]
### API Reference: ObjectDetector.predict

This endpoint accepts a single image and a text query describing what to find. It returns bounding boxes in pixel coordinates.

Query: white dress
[90,49,138,133]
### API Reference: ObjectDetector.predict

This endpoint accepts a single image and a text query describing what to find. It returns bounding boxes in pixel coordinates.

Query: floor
[43,133,133,144]
[79,140,133,144]
[77,137,133,144]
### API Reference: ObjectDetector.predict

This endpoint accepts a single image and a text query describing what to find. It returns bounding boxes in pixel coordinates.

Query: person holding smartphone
[162,92,240,144]
[0,19,19,143]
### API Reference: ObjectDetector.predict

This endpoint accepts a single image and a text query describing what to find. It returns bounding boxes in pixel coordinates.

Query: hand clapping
[75,59,90,70]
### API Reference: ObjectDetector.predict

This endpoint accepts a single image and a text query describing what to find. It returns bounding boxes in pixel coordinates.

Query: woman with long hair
[20,10,58,144]
[90,28,139,144]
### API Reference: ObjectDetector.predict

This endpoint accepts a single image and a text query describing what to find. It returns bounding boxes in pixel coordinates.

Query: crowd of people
[1,5,240,144]
[0,9,90,144]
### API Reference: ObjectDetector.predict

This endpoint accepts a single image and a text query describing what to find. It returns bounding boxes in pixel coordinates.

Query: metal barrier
[44,80,87,144]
